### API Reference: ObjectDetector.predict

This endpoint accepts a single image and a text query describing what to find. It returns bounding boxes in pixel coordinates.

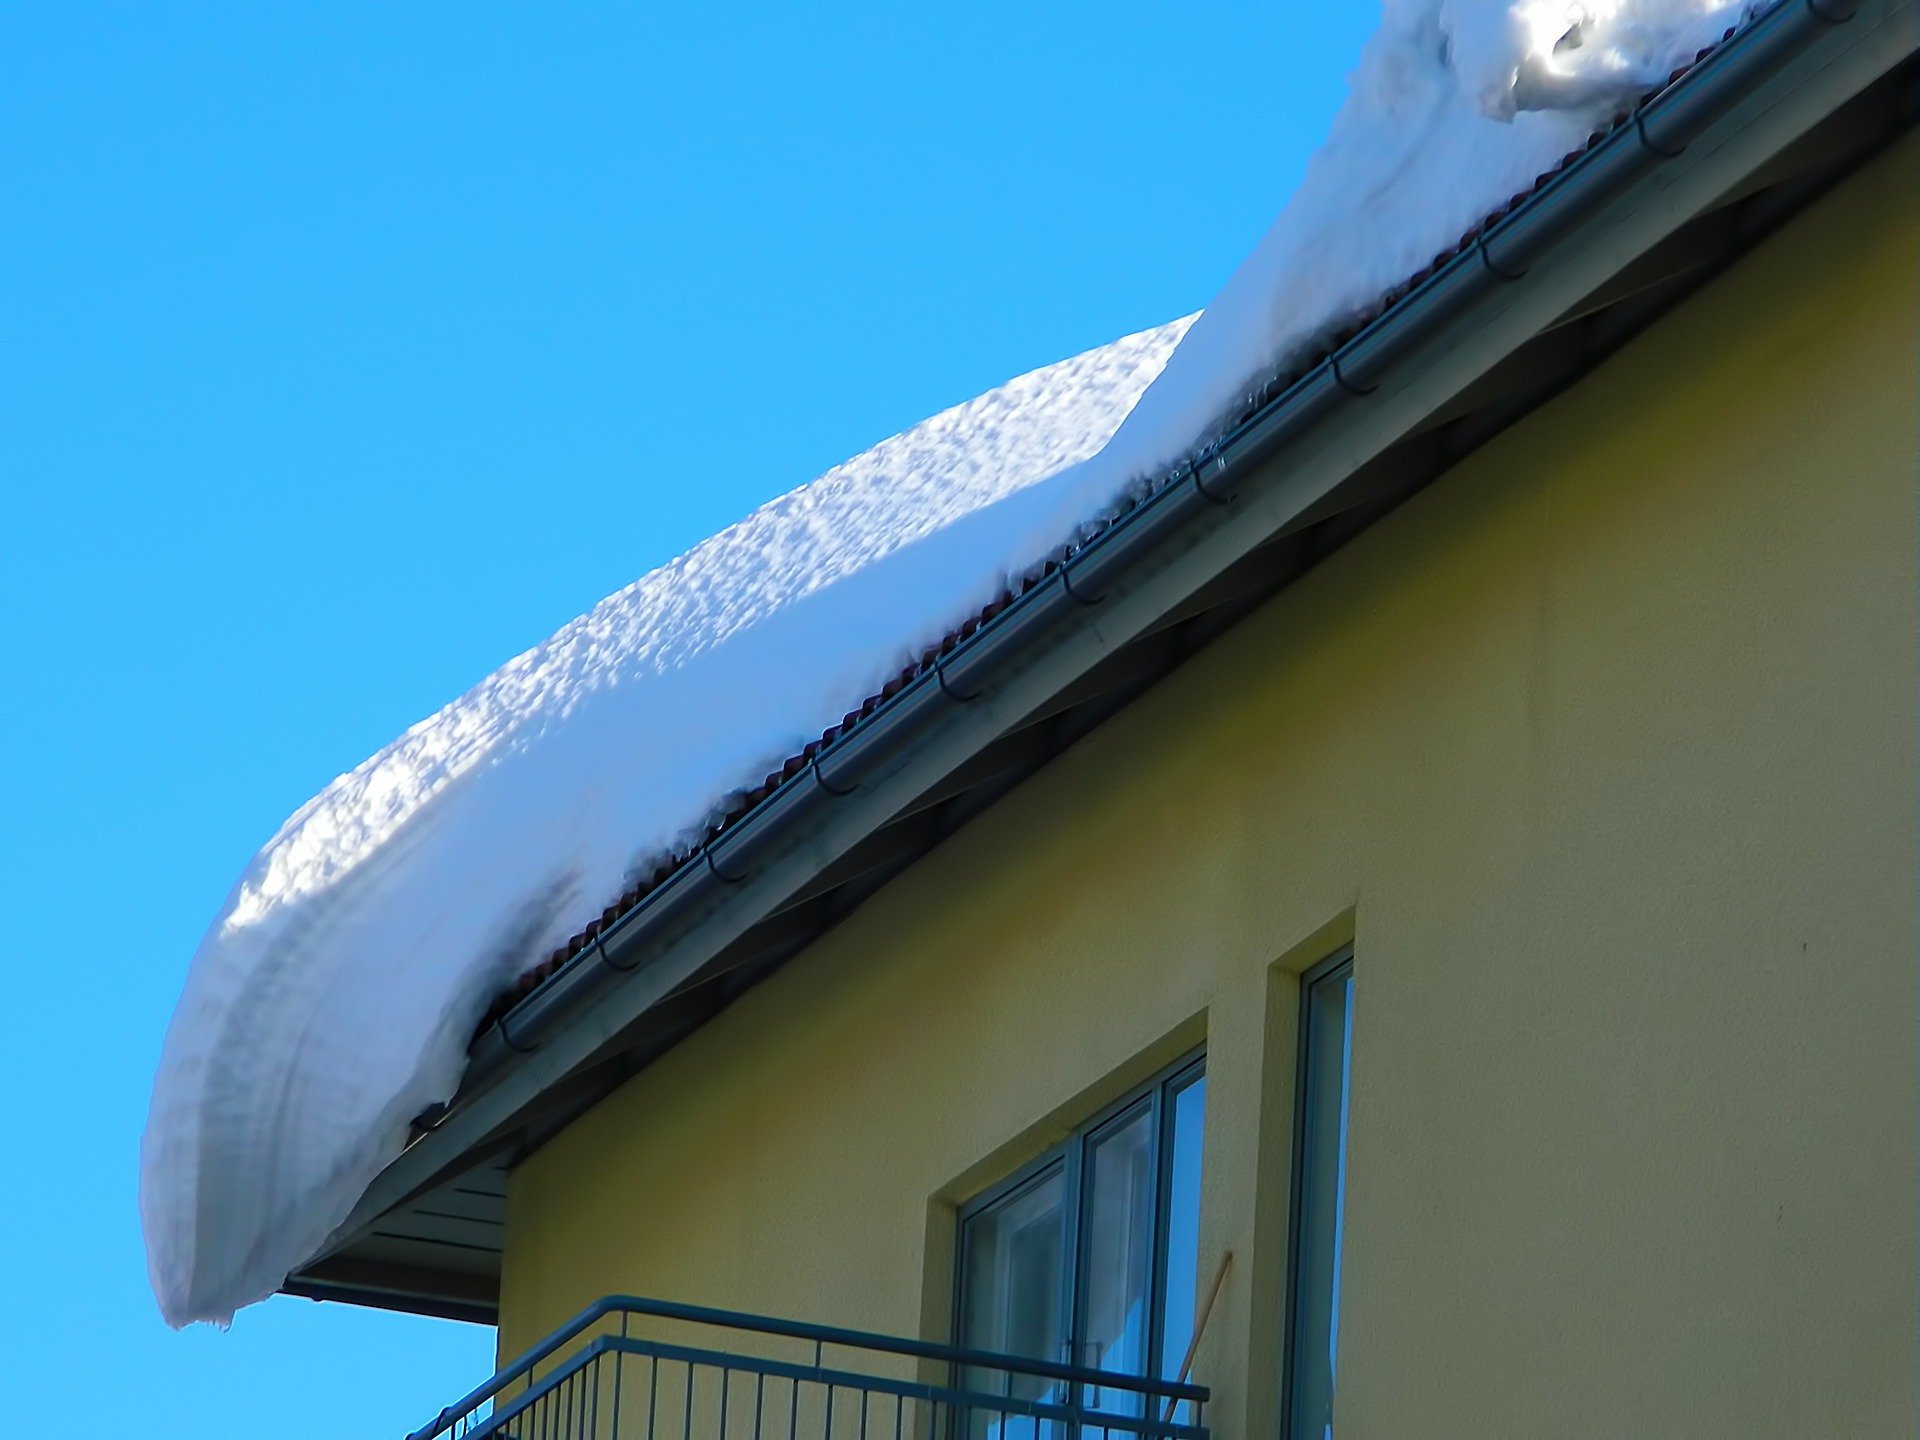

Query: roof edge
[466,0,1896,1086]
[295,0,1917,1311]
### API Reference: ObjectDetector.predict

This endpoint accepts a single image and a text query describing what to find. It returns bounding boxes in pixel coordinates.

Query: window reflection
[1157,1074,1207,1383]
[1082,1105,1154,1414]
[1286,957,1353,1440]
[958,1055,1208,1440]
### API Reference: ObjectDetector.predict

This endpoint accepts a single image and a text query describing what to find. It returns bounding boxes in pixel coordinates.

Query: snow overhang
[285,0,1918,1325]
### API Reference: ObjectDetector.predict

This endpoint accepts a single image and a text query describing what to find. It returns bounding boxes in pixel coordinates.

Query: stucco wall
[500,134,1918,1438]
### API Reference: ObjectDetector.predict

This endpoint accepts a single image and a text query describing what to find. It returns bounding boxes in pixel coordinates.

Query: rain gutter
[320,0,1911,1253]
[470,0,1868,1076]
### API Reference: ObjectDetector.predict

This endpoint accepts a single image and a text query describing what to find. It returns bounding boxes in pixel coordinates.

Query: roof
[478,28,1755,1033]
[478,0,1914,1033]
[286,0,1918,1322]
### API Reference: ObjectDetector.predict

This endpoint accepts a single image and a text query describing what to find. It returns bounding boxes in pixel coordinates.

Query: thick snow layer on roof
[144,0,1758,1326]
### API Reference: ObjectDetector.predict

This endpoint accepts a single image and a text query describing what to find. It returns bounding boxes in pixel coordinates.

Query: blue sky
[0,4,1374,1434]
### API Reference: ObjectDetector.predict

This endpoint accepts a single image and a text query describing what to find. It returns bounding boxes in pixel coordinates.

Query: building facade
[298,12,1919,1438]
[493,134,1918,1438]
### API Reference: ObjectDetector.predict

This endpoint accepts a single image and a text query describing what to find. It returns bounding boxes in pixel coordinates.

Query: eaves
[285,0,1918,1324]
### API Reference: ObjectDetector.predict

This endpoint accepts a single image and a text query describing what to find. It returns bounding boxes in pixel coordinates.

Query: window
[957,1053,1207,1431]
[1283,952,1354,1440]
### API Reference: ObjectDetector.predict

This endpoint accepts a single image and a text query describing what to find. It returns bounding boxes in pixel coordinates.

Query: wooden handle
[1160,1250,1233,1424]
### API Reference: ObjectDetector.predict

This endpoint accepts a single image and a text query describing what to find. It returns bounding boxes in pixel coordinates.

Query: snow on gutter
[465,0,1873,1079]
[319,0,1913,1304]
[145,0,1900,1330]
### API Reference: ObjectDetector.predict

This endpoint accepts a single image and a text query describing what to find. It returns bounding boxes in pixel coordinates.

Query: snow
[140,318,1195,1329]
[143,0,1762,1327]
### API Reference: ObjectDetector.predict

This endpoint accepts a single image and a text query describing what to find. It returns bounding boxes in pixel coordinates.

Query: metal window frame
[1279,948,1356,1440]
[954,1049,1208,1395]
[1149,1060,1209,1383]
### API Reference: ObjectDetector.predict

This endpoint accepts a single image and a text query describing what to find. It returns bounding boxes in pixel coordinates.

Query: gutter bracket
[934,655,982,702]
[496,1015,540,1054]
[811,751,858,797]
[704,845,750,885]
[1635,106,1690,158]
[1060,565,1104,606]
[593,929,644,973]
[1189,455,1233,506]
[1330,354,1378,396]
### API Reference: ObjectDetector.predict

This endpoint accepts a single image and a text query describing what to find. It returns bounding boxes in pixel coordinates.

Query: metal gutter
[470,0,1868,1076]
[314,0,1913,1260]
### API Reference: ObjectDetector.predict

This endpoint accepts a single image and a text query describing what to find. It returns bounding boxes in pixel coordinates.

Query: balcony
[408,1296,1211,1440]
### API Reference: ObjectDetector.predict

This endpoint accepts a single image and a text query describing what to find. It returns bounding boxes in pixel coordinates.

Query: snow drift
[144,0,1762,1326]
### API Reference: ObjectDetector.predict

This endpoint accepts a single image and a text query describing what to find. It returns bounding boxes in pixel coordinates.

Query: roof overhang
[285,0,1918,1325]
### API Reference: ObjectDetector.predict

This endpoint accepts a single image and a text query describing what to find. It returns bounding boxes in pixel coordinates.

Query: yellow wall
[500,135,1918,1438]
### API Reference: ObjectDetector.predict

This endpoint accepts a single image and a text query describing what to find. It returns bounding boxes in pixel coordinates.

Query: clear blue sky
[0,4,1374,1435]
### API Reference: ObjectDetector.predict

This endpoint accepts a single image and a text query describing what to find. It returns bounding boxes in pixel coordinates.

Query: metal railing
[408,1296,1210,1440]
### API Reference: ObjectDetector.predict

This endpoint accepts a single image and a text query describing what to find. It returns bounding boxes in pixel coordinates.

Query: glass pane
[1287,962,1353,1440]
[961,1164,1068,1440]
[1156,1072,1207,1383]
[1081,1105,1155,1415]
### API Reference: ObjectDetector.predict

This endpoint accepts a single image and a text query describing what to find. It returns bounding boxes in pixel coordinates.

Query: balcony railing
[407,1296,1211,1440]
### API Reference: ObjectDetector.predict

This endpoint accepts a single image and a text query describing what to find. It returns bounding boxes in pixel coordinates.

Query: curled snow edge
[143,0,1764,1328]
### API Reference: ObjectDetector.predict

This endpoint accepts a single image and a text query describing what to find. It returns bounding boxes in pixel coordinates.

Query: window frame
[1279,947,1356,1440]
[953,1048,1207,1386]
